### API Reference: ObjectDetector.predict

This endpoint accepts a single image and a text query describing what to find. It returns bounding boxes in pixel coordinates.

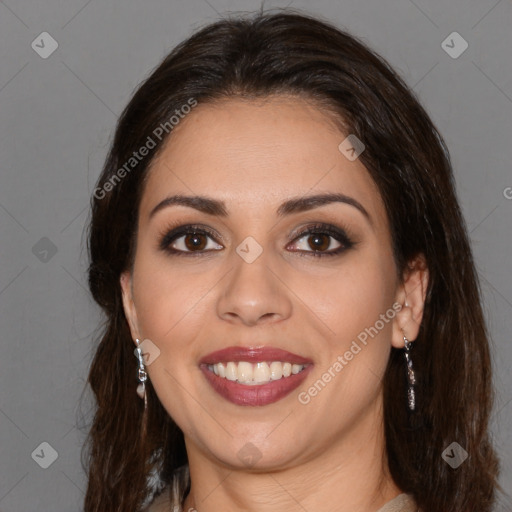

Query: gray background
[0,0,511,510]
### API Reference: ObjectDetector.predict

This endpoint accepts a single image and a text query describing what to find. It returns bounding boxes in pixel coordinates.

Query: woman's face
[121,96,424,471]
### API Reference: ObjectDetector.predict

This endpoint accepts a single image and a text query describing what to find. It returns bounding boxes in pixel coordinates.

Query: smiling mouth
[206,361,308,385]
[199,346,313,406]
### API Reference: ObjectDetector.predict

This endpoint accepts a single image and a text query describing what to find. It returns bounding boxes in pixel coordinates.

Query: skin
[120,95,428,512]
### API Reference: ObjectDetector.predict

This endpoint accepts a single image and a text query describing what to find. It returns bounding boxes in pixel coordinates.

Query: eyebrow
[148,192,371,224]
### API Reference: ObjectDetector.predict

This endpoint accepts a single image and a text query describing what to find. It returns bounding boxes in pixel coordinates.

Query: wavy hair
[82,10,502,512]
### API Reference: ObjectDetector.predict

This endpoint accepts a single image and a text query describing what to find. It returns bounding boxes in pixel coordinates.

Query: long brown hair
[82,10,503,511]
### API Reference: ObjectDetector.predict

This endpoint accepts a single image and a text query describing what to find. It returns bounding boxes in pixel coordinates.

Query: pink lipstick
[199,346,313,406]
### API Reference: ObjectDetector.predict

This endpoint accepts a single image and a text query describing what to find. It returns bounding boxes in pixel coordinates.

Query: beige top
[144,467,418,512]
[147,493,417,511]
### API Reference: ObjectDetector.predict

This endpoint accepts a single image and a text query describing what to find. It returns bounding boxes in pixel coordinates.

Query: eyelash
[158,222,355,258]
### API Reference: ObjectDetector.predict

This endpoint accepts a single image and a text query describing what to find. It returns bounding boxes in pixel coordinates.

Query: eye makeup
[157,220,357,258]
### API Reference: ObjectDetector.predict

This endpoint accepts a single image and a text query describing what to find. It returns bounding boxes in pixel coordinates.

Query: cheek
[131,256,211,425]
[341,239,397,321]
[302,253,396,394]
[132,250,213,344]
[296,268,396,428]
[290,253,396,344]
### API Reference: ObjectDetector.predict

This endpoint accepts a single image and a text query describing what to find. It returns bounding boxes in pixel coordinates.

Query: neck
[181,398,401,512]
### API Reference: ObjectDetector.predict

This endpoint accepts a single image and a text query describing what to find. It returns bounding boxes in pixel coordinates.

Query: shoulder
[142,463,189,512]
[141,484,172,512]
[377,493,419,512]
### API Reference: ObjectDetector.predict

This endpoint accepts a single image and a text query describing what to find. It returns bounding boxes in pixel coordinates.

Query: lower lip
[200,364,313,406]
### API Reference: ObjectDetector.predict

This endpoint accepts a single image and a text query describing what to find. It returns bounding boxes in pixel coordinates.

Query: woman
[83,11,502,512]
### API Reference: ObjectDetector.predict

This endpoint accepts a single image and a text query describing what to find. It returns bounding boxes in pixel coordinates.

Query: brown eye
[159,225,224,255]
[287,223,354,258]
[183,233,208,251]
[307,233,332,252]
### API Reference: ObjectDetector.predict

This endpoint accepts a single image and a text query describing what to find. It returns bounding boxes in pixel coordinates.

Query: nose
[216,249,293,327]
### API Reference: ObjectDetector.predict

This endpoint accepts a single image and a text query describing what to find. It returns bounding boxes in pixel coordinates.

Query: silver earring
[403,333,416,411]
[135,338,148,407]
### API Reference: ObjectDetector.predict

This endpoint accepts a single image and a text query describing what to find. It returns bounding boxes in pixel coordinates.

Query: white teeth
[253,362,270,383]
[269,361,283,380]
[291,364,302,374]
[237,362,253,383]
[208,361,306,385]
[225,362,237,381]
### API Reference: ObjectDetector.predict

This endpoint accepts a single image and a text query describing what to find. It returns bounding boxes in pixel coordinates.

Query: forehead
[140,96,384,221]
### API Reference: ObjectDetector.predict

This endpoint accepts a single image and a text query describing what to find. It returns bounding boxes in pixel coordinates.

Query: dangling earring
[135,338,148,409]
[403,332,416,411]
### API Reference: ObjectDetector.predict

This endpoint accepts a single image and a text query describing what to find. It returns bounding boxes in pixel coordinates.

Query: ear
[120,270,141,342]
[391,254,429,349]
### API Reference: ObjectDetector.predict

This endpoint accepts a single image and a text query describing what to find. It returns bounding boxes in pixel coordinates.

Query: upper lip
[199,346,313,365]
